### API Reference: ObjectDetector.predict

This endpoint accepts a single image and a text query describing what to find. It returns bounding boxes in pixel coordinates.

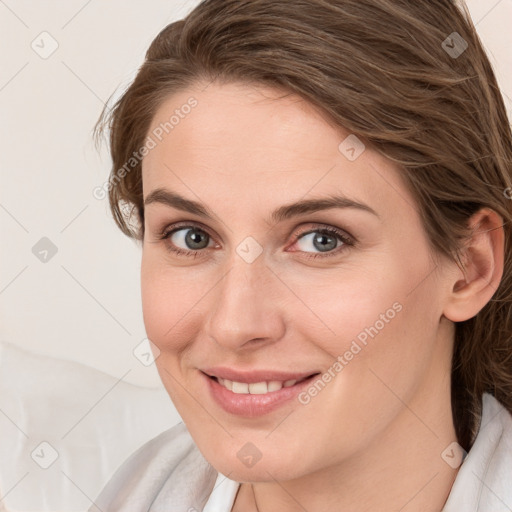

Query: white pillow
[0,341,180,512]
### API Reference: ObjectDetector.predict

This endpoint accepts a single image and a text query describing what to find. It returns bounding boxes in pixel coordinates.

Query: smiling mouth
[206,373,320,395]
[203,370,323,417]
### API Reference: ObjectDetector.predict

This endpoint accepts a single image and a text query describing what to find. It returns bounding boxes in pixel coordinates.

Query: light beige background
[1,0,511,389]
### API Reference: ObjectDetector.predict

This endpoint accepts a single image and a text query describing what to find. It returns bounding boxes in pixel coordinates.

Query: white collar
[442,392,512,511]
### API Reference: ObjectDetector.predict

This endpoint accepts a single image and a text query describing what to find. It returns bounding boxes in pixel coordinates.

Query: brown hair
[95,0,512,451]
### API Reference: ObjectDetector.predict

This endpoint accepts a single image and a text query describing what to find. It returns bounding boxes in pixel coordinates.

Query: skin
[140,81,504,512]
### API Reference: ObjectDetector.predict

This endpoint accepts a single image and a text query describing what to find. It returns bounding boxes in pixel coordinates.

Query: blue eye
[158,223,354,259]
[160,225,214,257]
[169,227,211,250]
[293,226,353,259]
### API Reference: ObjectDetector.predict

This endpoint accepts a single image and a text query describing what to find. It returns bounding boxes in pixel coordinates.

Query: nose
[205,254,286,351]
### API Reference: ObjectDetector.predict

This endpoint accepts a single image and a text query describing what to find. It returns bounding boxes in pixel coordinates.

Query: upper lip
[201,367,320,384]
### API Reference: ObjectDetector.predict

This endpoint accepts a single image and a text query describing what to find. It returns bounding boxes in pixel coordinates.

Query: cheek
[140,254,202,408]
[140,260,170,346]
[140,251,207,350]
[327,282,442,429]
[275,257,407,353]
[285,250,442,400]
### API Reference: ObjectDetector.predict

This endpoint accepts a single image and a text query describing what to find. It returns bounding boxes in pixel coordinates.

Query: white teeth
[216,378,300,394]
[248,382,268,394]
[268,381,284,392]
[231,381,249,394]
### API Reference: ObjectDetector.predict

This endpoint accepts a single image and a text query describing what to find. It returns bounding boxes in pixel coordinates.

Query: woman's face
[140,81,455,481]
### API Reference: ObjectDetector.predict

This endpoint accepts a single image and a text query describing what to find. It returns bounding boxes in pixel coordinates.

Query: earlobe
[443,208,505,323]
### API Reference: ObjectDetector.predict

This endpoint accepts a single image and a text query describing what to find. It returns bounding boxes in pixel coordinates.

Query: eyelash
[157,222,355,260]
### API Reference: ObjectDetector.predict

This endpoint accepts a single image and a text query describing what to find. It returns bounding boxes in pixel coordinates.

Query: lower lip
[203,372,319,417]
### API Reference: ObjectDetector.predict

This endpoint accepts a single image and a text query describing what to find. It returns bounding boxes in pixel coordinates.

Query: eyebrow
[144,188,380,224]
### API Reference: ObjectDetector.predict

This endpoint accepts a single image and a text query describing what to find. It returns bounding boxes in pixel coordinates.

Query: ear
[443,207,505,323]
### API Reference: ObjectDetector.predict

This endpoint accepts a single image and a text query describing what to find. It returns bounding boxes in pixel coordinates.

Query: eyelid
[289,223,355,246]
[161,221,217,243]
[158,220,355,258]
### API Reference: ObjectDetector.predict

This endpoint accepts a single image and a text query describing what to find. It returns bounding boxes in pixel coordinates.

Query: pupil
[186,229,209,249]
[314,233,336,252]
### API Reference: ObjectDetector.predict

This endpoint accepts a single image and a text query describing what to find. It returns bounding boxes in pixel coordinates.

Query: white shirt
[89,392,512,511]
[202,473,240,511]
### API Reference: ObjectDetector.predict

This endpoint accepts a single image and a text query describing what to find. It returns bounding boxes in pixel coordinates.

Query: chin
[205,448,310,483]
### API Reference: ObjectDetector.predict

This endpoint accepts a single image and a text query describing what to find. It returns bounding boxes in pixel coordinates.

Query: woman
[90,0,512,510]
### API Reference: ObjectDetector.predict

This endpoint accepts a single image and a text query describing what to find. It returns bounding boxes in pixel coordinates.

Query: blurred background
[0,0,511,510]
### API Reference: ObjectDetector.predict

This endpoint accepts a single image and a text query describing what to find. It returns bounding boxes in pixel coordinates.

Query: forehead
[142,82,412,217]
